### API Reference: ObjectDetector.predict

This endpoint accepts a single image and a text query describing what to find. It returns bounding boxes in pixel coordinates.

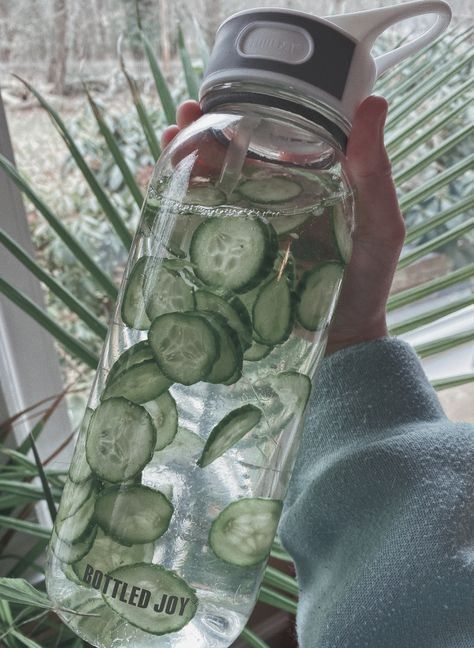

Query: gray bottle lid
[200,1,451,147]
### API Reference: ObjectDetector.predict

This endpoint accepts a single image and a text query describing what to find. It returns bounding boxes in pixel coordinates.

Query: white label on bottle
[236,21,314,65]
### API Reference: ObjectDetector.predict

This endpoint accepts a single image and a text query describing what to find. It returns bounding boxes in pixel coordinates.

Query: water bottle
[46,2,451,646]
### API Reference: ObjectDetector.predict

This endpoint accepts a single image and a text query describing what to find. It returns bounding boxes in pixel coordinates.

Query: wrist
[325,320,389,356]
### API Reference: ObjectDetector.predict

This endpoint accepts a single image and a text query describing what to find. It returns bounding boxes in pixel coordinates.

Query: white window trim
[0,91,72,534]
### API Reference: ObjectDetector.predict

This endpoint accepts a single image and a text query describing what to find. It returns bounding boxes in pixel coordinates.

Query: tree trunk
[158,0,172,70]
[0,1,13,63]
[47,0,68,94]
[204,0,222,43]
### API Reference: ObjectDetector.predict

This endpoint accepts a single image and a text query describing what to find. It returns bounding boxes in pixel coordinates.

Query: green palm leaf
[84,85,144,208]
[388,264,474,311]
[14,75,133,250]
[0,278,99,369]
[0,154,117,299]
[118,35,161,161]
[0,228,107,339]
[178,26,200,100]
[139,30,176,124]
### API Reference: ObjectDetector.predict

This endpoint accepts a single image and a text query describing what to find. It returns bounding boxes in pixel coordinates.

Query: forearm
[279,338,474,647]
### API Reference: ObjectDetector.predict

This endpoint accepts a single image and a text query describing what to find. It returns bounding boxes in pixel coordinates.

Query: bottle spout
[326,0,452,77]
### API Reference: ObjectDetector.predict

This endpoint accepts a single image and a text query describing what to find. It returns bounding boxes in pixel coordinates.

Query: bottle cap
[200,1,451,149]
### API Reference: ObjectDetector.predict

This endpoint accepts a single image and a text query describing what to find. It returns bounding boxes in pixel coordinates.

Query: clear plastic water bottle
[46,2,450,646]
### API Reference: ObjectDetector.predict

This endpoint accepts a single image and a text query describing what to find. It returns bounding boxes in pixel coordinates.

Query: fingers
[346,95,390,180]
[345,96,405,247]
[161,125,179,148]
[176,100,202,128]
[160,101,202,148]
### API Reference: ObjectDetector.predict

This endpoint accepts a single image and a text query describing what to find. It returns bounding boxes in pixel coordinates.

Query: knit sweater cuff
[303,337,445,451]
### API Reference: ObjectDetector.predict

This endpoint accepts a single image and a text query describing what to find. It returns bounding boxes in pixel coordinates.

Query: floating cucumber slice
[86,398,156,483]
[267,371,312,425]
[296,262,344,331]
[243,341,272,362]
[106,342,154,386]
[51,526,97,564]
[68,408,94,483]
[56,478,95,525]
[252,275,294,346]
[154,427,204,465]
[222,366,242,386]
[72,529,154,584]
[149,312,219,385]
[94,485,173,545]
[102,361,172,404]
[190,217,277,293]
[251,370,312,439]
[185,185,226,206]
[103,563,198,635]
[192,312,243,384]
[238,177,302,204]
[121,257,151,330]
[332,203,353,263]
[195,289,252,351]
[209,498,283,567]
[55,491,97,545]
[197,405,262,468]
[143,392,178,451]
[270,212,312,236]
[73,599,116,637]
[143,265,195,321]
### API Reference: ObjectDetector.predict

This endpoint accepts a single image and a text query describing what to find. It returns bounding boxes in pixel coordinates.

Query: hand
[161,96,406,356]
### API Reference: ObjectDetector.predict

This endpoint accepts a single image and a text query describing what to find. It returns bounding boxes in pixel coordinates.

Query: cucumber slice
[252,275,294,346]
[51,526,97,564]
[103,563,198,635]
[121,257,151,330]
[86,398,156,483]
[267,371,312,426]
[332,203,353,263]
[270,212,312,236]
[106,342,154,386]
[142,197,161,225]
[102,361,172,404]
[209,498,283,567]
[195,289,252,351]
[55,490,96,544]
[149,312,219,385]
[154,427,204,465]
[243,341,272,362]
[296,262,344,331]
[68,408,94,483]
[238,177,302,204]
[222,367,242,386]
[143,392,178,451]
[56,478,95,525]
[192,312,243,384]
[185,185,226,206]
[143,265,195,321]
[190,217,277,293]
[95,485,173,545]
[197,405,262,468]
[73,599,114,636]
[72,529,154,583]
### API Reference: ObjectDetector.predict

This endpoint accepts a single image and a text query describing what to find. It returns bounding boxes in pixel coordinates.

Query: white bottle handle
[327,0,452,77]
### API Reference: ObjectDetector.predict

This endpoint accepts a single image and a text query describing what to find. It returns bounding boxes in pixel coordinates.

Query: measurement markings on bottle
[82,564,192,616]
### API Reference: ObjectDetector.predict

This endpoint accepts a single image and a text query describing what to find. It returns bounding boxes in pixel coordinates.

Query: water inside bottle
[47,166,352,647]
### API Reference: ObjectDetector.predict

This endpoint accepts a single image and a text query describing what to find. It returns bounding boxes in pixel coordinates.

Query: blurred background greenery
[0,0,472,646]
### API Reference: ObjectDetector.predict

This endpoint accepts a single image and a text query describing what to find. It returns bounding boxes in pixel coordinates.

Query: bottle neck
[200,80,350,152]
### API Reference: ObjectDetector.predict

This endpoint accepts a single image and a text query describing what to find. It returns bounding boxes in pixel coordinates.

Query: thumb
[344,95,405,246]
[346,95,390,180]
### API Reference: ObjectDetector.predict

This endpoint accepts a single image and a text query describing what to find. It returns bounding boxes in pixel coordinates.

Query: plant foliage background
[0,6,472,648]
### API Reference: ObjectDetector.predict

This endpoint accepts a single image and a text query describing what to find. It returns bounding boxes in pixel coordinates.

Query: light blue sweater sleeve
[278,338,474,648]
